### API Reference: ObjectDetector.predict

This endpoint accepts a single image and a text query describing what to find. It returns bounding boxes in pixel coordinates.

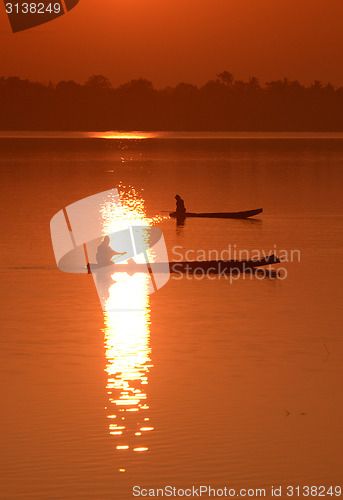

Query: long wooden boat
[169,208,263,219]
[90,254,279,274]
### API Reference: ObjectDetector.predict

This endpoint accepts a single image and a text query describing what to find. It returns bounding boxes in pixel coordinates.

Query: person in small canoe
[96,235,126,266]
[175,194,186,217]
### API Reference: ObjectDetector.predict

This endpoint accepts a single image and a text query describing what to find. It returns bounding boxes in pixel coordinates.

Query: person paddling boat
[96,235,126,267]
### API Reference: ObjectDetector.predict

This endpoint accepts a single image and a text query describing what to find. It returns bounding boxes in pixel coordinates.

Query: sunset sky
[1,0,343,87]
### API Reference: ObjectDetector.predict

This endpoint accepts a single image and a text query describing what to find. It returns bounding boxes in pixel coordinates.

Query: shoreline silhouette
[1,71,343,131]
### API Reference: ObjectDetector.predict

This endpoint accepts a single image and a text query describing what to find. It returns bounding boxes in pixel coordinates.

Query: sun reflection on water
[100,185,156,465]
[100,184,165,233]
[103,273,153,459]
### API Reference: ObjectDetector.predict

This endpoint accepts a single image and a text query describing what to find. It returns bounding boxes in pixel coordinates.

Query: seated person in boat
[96,235,125,266]
[175,194,186,216]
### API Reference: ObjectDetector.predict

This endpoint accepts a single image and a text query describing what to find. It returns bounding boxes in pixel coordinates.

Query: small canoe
[169,208,263,219]
[90,254,279,274]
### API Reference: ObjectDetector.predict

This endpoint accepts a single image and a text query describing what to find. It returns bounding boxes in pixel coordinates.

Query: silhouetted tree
[85,75,112,91]
[217,71,234,87]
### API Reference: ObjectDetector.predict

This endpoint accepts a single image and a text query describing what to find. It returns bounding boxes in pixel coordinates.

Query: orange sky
[1,0,343,87]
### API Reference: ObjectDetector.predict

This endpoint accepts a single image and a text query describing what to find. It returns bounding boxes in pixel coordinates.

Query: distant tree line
[1,71,343,131]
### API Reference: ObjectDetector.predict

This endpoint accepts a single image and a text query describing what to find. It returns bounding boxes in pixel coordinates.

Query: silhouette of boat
[169,208,263,219]
[90,254,279,274]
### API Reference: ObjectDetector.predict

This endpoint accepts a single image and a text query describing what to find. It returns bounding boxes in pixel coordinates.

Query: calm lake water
[0,133,342,499]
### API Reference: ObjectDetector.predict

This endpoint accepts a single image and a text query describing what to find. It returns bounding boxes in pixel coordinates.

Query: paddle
[112,252,127,261]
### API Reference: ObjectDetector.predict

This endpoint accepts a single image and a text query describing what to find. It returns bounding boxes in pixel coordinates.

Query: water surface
[0,134,342,499]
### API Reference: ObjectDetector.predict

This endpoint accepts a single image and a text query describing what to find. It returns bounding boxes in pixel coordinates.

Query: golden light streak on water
[98,185,157,468]
[100,183,165,237]
[103,272,154,461]
[103,218,151,442]
[88,132,157,140]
